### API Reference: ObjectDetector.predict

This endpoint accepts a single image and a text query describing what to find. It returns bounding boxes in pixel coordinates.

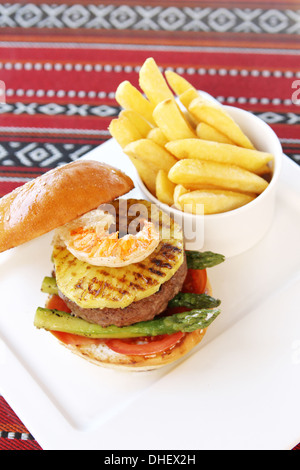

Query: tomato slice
[51,330,104,347]
[105,332,184,356]
[182,268,207,294]
[46,294,71,313]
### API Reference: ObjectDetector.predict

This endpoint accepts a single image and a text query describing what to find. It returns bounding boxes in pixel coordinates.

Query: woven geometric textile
[0,0,299,450]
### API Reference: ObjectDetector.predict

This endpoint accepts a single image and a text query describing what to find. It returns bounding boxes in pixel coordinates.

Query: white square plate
[0,139,299,450]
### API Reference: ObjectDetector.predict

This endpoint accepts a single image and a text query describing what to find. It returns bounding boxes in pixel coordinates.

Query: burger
[0,160,224,371]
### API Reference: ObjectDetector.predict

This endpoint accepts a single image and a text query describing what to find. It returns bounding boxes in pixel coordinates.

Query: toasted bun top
[0,160,134,253]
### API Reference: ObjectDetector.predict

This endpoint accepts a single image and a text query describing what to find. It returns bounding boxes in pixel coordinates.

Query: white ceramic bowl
[136,105,283,258]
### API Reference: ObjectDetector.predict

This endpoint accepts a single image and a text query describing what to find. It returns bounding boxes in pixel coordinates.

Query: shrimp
[55,209,160,267]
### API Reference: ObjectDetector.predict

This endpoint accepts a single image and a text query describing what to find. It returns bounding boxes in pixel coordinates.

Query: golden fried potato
[124,139,177,173]
[179,88,199,110]
[153,99,196,141]
[177,182,256,198]
[189,96,255,149]
[119,110,153,138]
[254,164,272,176]
[115,80,155,125]
[196,122,235,145]
[147,127,169,146]
[139,57,174,106]
[173,184,190,210]
[166,138,273,173]
[177,88,200,126]
[155,169,176,206]
[109,116,143,148]
[178,189,255,214]
[165,70,197,96]
[129,155,158,195]
[168,159,269,194]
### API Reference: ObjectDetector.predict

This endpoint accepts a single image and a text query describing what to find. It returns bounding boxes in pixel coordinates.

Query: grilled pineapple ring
[52,199,184,309]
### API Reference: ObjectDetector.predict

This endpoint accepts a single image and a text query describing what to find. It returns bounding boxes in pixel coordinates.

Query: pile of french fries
[109,58,274,215]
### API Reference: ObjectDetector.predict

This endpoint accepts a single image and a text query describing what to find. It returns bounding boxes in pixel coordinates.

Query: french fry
[139,57,174,106]
[178,189,255,215]
[153,99,196,141]
[166,139,273,173]
[179,182,257,198]
[165,70,197,96]
[124,139,177,173]
[189,96,255,149]
[178,88,200,126]
[115,80,155,125]
[109,116,143,148]
[147,127,169,146]
[254,164,272,176]
[173,184,189,210]
[155,169,176,206]
[168,159,269,194]
[179,87,199,110]
[119,110,153,138]
[129,156,158,195]
[196,122,235,145]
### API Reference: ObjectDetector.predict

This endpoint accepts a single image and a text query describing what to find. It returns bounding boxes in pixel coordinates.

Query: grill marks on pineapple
[53,199,184,309]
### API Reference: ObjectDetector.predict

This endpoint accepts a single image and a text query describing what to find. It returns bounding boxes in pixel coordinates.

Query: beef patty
[59,257,187,327]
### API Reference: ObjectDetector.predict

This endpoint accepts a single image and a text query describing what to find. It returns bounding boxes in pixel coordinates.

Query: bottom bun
[54,279,213,372]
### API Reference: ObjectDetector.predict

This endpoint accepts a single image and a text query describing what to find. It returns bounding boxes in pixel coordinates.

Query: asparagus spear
[41,276,58,295]
[34,306,221,339]
[186,251,225,270]
[169,292,220,309]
